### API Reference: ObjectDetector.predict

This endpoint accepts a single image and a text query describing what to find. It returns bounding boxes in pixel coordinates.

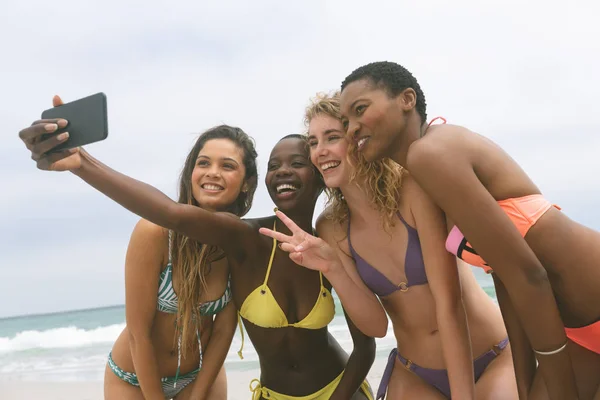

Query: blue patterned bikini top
[157,232,232,316]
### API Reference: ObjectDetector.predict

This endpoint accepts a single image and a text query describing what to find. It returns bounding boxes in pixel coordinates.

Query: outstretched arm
[408,131,577,400]
[259,210,388,338]
[71,150,251,252]
[18,97,252,253]
[410,180,475,399]
[330,308,376,400]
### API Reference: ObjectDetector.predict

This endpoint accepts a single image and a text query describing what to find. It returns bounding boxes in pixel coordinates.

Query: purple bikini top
[347,213,428,297]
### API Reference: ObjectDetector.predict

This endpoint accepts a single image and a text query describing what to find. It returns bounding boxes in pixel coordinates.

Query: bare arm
[71,149,251,253]
[124,219,167,400]
[408,133,577,400]
[493,274,536,399]
[329,308,376,400]
[18,98,251,252]
[318,215,389,338]
[188,300,237,399]
[410,180,475,399]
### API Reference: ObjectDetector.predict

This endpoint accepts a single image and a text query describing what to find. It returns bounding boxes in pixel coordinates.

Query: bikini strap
[262,220,278,286]
[174,333,181,387]
[249,379,264,400]
[237,313,245,359]
[168,230,173,263]
[197,329,203,369]
[346,212,355,253]
[427,116,447,127]
[319,271,324,287]
[396,212,415,231]
[396,212,408,227]
[173,326,203,388]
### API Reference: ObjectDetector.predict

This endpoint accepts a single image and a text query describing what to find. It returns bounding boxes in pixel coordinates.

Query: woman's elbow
[127,328,152,348]
[367,315,388,338]
[378,318,389,337]
[521,262,549,286]
[212,322,237,342]
[499,261,550,291]
[356,336,377,361]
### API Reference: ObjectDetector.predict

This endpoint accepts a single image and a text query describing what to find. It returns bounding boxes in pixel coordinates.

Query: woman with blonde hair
[261,92,518,399]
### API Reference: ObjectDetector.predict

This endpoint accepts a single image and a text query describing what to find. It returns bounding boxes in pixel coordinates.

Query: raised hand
[18,95,82,171]
[258,210,340,273]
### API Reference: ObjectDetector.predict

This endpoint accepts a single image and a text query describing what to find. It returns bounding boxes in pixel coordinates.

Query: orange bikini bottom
[565,320,600,355]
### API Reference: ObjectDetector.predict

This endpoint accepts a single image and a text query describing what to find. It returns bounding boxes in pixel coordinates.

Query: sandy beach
[0,357,388,400]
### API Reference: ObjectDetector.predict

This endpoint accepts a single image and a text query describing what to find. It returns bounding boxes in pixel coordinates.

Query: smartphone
[41,92,108,152]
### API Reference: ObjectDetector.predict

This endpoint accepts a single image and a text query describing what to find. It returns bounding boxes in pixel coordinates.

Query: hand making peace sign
[259,210,340,274]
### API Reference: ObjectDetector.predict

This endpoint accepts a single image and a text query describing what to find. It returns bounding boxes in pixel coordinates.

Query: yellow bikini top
[237,221,335,358]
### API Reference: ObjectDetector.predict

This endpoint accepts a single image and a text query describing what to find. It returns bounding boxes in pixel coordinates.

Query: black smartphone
[41,92,108,152]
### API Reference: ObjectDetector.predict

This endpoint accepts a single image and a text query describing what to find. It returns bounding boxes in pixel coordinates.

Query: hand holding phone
[19,93,108,171]
[40,92,108,153]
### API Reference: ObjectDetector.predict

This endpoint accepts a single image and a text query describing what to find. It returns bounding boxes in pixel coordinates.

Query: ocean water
[0,269,496,382]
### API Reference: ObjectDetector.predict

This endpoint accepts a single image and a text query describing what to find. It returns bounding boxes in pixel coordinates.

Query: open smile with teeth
[202,183,224,191]
[276,183,299,194]
[357,137,369,150]
[320,161,341,171]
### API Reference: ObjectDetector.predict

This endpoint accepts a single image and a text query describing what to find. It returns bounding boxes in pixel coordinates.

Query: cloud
[2,0,600,317]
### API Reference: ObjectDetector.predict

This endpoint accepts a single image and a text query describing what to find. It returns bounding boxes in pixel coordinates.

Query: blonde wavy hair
[304,92,405,231]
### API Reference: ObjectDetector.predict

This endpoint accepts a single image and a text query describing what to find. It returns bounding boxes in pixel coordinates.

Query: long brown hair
[171,125,258,352]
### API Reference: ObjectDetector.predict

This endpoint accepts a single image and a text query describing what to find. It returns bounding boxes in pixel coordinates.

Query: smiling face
[190,138,247,212]
[340,78,414,163]
[265,137,322,212]
[307,114,353,189]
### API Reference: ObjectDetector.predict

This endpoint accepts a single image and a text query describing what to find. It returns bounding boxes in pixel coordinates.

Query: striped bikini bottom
[107,352,200,399]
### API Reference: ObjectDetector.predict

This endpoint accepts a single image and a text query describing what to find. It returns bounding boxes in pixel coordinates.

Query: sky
[1,0,599,318]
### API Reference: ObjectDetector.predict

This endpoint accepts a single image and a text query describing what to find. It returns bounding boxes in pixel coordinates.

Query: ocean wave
[0,324,125,353]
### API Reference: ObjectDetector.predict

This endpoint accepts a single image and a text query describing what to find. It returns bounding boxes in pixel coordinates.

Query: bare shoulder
[411,124,497,167]
[245,215,275,231]
[240,216,276,254]
[316,207,341,236]
[315,207,335,233]
[409,123,463,154]
[222,214,264,249]
[399,171,418,198]
[131,218,168,242]
[427,123,476,143]
[316,207,350,253]
[218,211,257,231]
[407,126,476,178]
[126,219,169,271]
[402,172,432,202]
[399,171,418,193]
[399,173,434,225]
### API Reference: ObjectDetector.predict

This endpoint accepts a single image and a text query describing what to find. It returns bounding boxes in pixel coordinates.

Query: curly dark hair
[341,61,428,123]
